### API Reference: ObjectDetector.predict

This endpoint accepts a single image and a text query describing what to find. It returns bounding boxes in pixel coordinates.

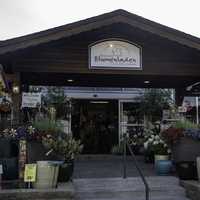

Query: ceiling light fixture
[90,101,109,104]
[144,80,150,84]
[67,79,74,82]
[109,44,113,48]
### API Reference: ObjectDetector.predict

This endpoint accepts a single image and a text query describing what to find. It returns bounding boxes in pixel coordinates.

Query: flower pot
[155,160,172,175]
[58,160,74,182]
[34,161,59,189]
[172,137,200,163]
[176,161,198,180]
[0,138,12,158]
[154,155,169,164]
[196,157,200,181]
[0,157,18,180]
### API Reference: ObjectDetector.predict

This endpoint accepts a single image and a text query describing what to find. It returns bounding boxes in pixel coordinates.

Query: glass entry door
[118,100,145,143]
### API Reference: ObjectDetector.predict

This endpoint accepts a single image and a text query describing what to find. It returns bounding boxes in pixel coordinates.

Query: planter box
[172,137,200,163]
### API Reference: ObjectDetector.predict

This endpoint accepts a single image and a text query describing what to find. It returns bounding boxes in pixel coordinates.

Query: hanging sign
[24,164,37,182]
[22,93,41,108]
[89,40,142,70]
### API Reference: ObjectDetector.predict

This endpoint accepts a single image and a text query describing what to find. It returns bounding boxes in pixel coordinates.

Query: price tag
[24,164,37,182]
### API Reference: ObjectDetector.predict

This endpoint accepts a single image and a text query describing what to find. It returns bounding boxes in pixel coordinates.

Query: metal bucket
[34,161,56,189]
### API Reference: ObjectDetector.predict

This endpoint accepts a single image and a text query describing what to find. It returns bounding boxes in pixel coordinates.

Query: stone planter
[172,137,200,163]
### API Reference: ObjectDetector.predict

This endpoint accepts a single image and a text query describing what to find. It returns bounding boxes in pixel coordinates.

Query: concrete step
[0,182,75,200]
[74,177,190,200]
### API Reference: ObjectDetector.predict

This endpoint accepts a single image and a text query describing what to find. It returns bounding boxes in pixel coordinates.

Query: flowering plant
[144,134,171,155]
[1,126,36,140]
[162,120,200,144]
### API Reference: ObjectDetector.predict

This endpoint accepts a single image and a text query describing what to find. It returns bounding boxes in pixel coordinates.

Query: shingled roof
[0,9,200,55]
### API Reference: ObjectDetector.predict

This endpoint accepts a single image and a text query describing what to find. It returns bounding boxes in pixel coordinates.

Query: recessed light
[90,101,109,104]
[144,80,150,84]
[67,79,74,82]
[109,44,113,48]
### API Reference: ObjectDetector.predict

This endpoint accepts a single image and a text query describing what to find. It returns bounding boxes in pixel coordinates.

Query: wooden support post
[175,88,185,107]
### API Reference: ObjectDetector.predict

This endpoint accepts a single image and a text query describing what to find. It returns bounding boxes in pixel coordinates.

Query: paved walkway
[74,155,157,179]
[74,177,189,200]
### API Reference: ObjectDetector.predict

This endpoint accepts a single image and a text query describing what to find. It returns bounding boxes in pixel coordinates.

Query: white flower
[144,142,148,149]
[148,138,153,143]
[160,139,164,144]
[164,143,168,147]
[167,149,171,154]
[153,141,159,145]
[151,135,155,139]
[155,135,160,140]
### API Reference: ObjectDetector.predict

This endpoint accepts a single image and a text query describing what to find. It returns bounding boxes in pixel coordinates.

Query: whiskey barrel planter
[172,137,200,163]
[172,136,200,180]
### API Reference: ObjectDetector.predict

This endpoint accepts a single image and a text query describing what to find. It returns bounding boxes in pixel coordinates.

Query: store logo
[89,39,142,70]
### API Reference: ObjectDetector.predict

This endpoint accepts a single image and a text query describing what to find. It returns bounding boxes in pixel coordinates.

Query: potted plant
[162,120,200,180]
[111,144,123,155]
[137,89,172,123]
[144,133,172,175]
[42,132,83,182]
[162,120,200,162]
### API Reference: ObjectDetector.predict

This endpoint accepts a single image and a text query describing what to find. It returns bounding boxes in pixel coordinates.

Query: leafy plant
[43,87,72,120]
[137,89,172,122]
[42,133,83,161]
[33,119,63,135]
[162,120,200,144]
[173,120,199,129]
[111,144,123,155]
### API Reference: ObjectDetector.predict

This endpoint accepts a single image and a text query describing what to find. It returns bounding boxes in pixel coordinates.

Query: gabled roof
[0,9,200,55]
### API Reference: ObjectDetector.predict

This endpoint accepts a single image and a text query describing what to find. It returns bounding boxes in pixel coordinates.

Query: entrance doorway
[72,99,118,154]
[119,100,145,143]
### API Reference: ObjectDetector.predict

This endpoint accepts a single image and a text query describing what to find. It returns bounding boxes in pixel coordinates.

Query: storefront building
[0,9,200,153]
